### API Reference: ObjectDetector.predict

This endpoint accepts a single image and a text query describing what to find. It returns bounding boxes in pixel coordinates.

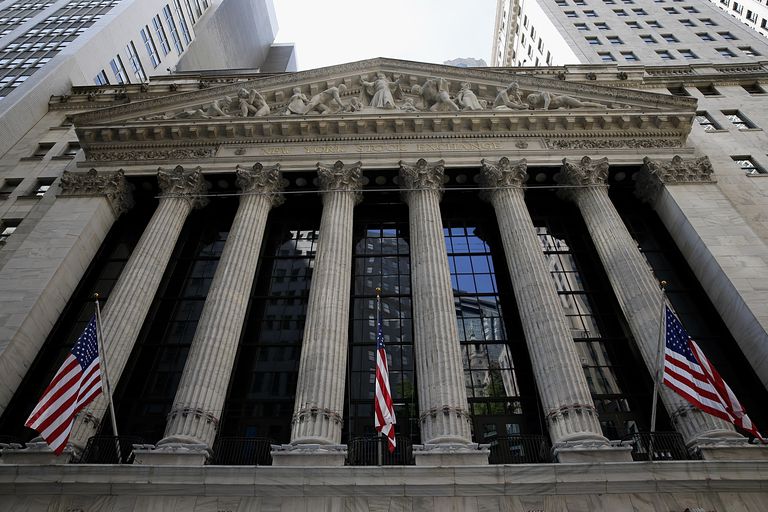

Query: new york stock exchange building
[1,57,768,511]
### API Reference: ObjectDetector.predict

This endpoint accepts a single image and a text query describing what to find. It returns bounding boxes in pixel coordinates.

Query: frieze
[157,165,208,209]
[87,147,216,162]
[544,138,684,150]
[235,163,285,207]
[316,160,364,204]
[59,168,133,216]
[479,157,528,202]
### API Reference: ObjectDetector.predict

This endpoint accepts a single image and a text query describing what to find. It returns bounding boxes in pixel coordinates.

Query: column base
[271,443,347,466]
[694,437,768,461]
[0,441,75,464]
[132,443,210,465]
[553,440,633,463]
[412,443,490,466]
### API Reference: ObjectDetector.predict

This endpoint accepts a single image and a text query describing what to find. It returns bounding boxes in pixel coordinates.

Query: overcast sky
[273,0,498,71]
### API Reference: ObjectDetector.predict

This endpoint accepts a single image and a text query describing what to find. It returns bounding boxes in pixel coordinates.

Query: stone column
[272,161,362,467]
[399,159,487,466]
[634,156,768,460]
[557,156,739,449]
[136,164,284,465]
[480,158,628,463]
[68,166,207,453]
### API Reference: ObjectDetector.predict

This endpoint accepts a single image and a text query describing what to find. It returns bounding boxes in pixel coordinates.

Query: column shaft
[559,157,735,444]
[401,160,472,445]
[290,161,361,445]
[161,165,283,448]
[69,167,205,448]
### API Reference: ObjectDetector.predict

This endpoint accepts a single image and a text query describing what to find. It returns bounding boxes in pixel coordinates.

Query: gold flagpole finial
[93,292,100,300]
[660,280,668,290]
[375,287,382,297]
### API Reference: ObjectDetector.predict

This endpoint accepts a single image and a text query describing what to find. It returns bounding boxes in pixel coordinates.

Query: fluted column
[480,158,610,455]
[69,166,207,450]
[557,156,738,446]
[156,164,284,455]
[290,161,362,445]
[399,159,474,447]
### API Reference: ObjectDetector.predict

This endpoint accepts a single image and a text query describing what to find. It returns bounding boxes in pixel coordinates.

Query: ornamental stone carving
[558,156,610,187]
[317,160,363,204]
[635,155,716,204]
[479,157,528,202]
[359,73,401,109]
[411,78,460,112]
[60,168,133,216]
[399,159,446,195]
[157,165,208,209]
[235,163,285,207]
[88,147,217,162]
[544,138,684,150]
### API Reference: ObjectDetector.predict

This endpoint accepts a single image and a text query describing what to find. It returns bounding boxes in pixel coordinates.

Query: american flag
[663,306,763,441]
[374,301,396,453]
[25,316,103,454]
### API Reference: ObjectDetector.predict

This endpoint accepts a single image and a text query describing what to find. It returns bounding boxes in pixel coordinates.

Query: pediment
[71,58,698,160]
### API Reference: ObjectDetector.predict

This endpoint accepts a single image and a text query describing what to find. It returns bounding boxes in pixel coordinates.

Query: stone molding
[291,405,343,428]
[479,157,528,202]
[316,160,363,204]
[417,405,473,425]
[399,159,446,201]
[235,163,285,207]
[544,137,684,149]
[59,168,133,216]
[544,402,602,431]
[88,147,217,162]
[157,165,209,209]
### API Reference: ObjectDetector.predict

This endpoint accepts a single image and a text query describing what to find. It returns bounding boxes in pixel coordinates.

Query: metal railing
[209,437,274,465]
[347,435,414,466]
[623,431,693,461]
[488,435,551,464]
[78,435,144,464]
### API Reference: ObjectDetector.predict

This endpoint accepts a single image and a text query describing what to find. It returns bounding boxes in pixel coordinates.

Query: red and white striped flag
[663,306,763,441]
[374,301,396,453]
[25,316,103,454]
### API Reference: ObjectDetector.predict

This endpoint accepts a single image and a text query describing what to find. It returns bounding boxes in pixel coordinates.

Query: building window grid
[126,41,147,82]
[140,27,161,68]
[109,55,129,84]
[152,15,171,56]
[723,110,756,130]
[0,219,21,244]
[732,156,765,175]
[174,0,193,44]
[163,4,184,54]
[695,112,720,132]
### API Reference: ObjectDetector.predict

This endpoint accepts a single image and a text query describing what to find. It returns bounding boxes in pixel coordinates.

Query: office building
[492,0,768,66]
[0,53,767,509]
[708,0,768,41]
[0,0,293,157]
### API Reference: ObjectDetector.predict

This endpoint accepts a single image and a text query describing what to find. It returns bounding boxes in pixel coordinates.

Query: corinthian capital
[479,157,528,202]
[316,160,363,204]
[399,159,445,203]
[642,155,715,184]
[157,165,208,209]
[236,163,285,207]
[60,169,133,216]
[557,156,610,187]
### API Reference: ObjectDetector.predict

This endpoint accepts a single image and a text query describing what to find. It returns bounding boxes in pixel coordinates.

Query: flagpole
[648,280,667,462]
[93,293,122,464]
[375,286,383,466]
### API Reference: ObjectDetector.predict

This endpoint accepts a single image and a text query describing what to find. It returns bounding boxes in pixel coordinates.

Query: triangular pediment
[70,58,697,161]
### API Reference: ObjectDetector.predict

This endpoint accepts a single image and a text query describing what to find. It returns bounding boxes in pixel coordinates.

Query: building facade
[707,0,768,41]
[0,0,292,158]
[0,57,768,510]
[491,0,768,67]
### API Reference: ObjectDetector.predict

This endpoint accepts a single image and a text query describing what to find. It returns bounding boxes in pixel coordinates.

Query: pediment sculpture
[138,74,630,121]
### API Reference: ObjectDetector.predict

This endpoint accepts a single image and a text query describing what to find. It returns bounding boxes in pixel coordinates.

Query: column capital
[60,169,133,216]
[399,159,445,201]
[635,155,716,204]
[236,163,286,207]
[479,157,528,201]
[157,165,208,209]
[558,156,610,187]
[316,160,363,204]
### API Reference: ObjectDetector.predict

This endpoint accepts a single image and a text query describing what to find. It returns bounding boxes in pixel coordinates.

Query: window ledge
[51,155,75,160]
[747,172,768,177]
[18,157,43,162]
[706,129,729,133]
[738,127,763,132]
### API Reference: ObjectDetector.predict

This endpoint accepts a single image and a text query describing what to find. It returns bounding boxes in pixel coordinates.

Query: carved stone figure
[171,97,232,119]
[342,97,363,112]
[526,91,604,110]
[399,97,420,112]
[411,77,459,112]
[237,88,270,117]
[456,82,484,111]
[284,87,308,115]
[360,73,401,109]
[304,84,347,114]
[493,82,527,110]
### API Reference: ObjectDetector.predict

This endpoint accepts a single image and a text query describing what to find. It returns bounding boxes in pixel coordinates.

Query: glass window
[739,46,760,56]
[683,5,699,13]
[640,34,657,43]
[723,110,756,129]
[163,5,184,54]
[598,51,616,61]
[626,21,641,28]
[584,9,598,16]
[31,142,53,158]
[565,10,578,17]
[696,84,719,96]
[32,177,54,197]
[621,51,639,61]
[679,49,698,59]
[697,32,714,41]
[661,33,679,42]
[140,26,160,68]
[732,156,764,175]
[152,14,171,55]
[94,69,109,85]
[60,142,80,158]
[632,8,647,14]
[667,85,689,96]
[586,36,602,45]
[657,50,675,60]
[575,22,589,30]
[109,55,129,84]
[0,219,20,244]
[717,47,736,57]
[700,18,717,26]
[663,6,679,13]
[126,41,146,82]
[719,31,737,40]
[0,178,22,198]
[695,112,720,132]
[556,0,568,6]
[174,0,192,44]
[741,82,765,94]
[613,8,628,16]
[607,35,624,44]
[647,20,662,27]
[595,22,610,30]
